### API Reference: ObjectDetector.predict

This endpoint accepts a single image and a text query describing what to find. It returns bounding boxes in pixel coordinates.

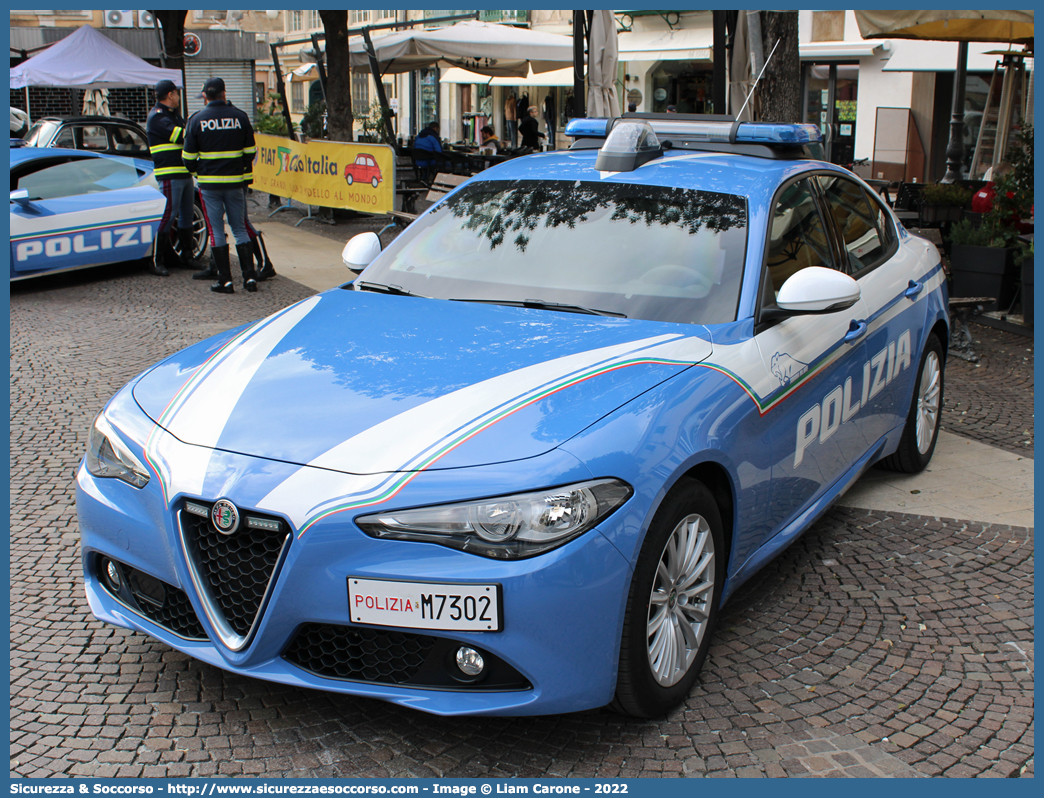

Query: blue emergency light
[565,117,822,146]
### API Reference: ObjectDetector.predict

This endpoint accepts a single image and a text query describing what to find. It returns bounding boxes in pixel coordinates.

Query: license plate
[347,577,501,632]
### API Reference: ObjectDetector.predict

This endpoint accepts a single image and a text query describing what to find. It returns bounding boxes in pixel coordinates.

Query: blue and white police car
[10,147,166,280]
[76,115,947,717]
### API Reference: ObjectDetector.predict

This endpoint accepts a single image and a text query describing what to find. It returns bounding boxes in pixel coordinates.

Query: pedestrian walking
[519,106,545,149]
[504,91,518,148]
[183,78,258,294]
[145,79,194,276]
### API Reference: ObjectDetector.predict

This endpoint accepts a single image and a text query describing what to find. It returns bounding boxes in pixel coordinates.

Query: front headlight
[356,479,632,559]
[85,413,150,489]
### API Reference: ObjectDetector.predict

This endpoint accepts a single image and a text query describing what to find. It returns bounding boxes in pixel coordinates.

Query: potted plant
[947,121,1033,312]
[920,182,971,224]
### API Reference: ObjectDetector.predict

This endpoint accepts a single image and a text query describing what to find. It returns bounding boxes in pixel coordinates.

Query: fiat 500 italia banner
[253,133,394,214]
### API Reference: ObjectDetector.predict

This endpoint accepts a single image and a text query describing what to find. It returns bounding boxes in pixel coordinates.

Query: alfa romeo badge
[211,499,240,535]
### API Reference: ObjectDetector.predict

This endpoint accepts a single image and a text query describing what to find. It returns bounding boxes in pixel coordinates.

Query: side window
[764,178,835,295]
[54,127,76,148]
[114,126,148,154]
[815,174,894,275]
[80,126,108,151]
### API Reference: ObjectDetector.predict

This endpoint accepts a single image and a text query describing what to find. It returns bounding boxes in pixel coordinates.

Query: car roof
[9,145,150,170]
[468,147,848,202]
[33,115,146,130]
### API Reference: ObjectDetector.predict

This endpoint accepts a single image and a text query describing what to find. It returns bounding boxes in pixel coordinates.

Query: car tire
[611,479,724,718]
[878,333,944,473]
[346,174,353,186]
[371,177,380,188]
[172,200,209,262]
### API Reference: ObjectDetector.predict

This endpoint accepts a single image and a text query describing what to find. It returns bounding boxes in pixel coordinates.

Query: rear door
[10,155,166,276]
[813,173,922,445]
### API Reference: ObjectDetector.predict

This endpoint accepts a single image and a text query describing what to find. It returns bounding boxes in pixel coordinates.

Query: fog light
[455,646,485,676]
[103,559,121,591]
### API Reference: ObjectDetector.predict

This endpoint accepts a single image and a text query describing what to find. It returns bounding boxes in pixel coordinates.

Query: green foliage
[255,93,288,136]
[301,100,327,139]
[985,120,1033,250]
[947,218,993,247]
[360,101,395,146]
[921,182,972,208]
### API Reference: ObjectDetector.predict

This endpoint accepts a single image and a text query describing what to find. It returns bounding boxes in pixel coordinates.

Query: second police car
[76,115,947,717]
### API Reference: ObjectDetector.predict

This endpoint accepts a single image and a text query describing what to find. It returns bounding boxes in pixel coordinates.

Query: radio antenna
[736,37,781,121]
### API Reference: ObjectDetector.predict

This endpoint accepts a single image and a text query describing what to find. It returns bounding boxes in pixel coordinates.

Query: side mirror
[10,188,31,207]
[341,231,381,274]
[775,266,860,314]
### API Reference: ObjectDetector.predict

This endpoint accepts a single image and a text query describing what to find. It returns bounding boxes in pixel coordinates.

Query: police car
[76,115,947,717]
[10,146,208,280]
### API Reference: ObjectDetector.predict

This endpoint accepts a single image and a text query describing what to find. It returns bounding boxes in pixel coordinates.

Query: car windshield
[364,179,748,324]
[23,120,60,148]
[15,156,146,200]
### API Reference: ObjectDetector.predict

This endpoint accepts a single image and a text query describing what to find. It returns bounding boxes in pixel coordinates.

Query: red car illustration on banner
[344,154,383,188]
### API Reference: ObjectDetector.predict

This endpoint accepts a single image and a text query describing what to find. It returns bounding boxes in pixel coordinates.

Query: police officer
[145,79,194,276]
[187,83,276,283]
[183,77,258,293]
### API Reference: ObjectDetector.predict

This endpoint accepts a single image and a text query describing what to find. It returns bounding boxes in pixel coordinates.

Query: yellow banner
[252,134,395,214]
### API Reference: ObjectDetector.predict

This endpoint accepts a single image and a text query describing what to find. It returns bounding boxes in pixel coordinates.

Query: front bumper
[76,421,636,716]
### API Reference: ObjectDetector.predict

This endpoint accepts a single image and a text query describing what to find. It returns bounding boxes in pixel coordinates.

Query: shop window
[352,74,370,117]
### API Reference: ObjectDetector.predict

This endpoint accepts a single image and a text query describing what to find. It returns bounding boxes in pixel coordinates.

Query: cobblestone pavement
[942,325,1034,457]
[10,266,1034,779]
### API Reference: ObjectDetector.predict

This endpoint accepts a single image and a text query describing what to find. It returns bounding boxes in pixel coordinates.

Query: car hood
[132,291,714,474]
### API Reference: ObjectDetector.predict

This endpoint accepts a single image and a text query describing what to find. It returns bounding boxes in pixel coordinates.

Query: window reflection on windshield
[366,180,748,325]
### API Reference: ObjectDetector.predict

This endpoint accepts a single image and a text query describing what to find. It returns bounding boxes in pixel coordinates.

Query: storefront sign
[627,89,643,107]
[252,134,395,214]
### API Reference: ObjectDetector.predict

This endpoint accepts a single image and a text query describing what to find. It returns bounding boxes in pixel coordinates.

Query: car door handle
[844,320,868,343]
[905,279,923,299]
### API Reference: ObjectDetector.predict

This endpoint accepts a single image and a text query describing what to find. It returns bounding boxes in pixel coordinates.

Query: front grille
[283,623,532,691]
[285,624,435,684]
[96,556,207,641]
[180,504,290,640]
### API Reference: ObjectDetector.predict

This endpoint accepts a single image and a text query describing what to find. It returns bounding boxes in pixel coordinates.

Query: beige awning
[617,26,713,62]
[799,41,883,59]
[855,10,1034,44]
[882,41,1027,71]
[440,66,575,87]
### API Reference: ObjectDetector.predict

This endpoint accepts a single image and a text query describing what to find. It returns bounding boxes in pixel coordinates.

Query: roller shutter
[183,60,256,121]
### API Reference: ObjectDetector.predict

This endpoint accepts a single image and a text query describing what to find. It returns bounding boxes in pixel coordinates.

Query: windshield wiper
[450,297,626,318]
[352,281,414,296]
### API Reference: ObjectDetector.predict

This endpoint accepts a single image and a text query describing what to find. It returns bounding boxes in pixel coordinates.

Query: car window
[15,157,145,200]
[113,125,149,155]
[764,177,834,294]
[54,126,76,149]
[364,179,749,325]
[815,174,894,275]
[24,120,61,148]
[80,126,108,151]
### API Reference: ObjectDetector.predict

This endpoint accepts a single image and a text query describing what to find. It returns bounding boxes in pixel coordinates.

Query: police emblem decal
[211,499,240,535]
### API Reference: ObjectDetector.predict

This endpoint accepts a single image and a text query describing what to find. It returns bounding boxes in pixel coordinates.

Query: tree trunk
[150,10,186,73]
[758,11,800,124]
[320,10,353,142]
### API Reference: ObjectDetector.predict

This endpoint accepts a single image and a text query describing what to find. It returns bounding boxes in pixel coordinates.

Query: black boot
[192,251,217,281]
[236,242,258,292]
[209,245,234,294]
[177,227,198,269]
[255,232,277,280]
[148,236,171,276]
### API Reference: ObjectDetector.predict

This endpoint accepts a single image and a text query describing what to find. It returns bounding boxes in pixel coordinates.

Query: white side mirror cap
[10,188,30,205]
[776,266,860,313]
[342,231,381,274]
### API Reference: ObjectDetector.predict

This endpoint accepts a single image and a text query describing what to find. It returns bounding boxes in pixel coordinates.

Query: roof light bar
[567,117,822,147]
[594,120,662,172]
